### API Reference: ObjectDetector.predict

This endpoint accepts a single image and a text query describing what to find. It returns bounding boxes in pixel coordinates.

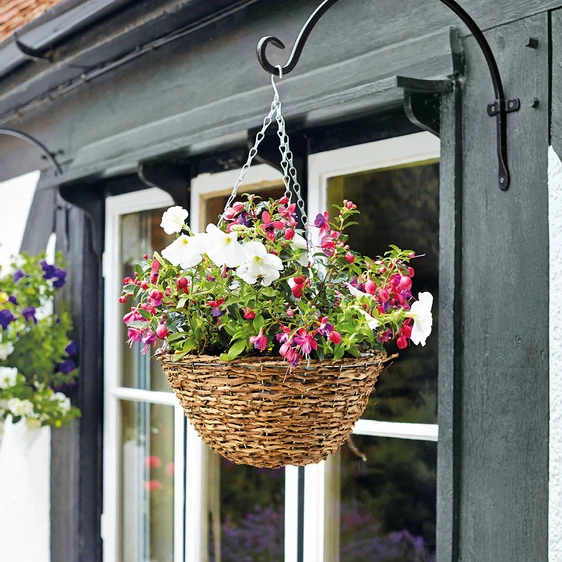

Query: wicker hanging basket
[160,352,391,468]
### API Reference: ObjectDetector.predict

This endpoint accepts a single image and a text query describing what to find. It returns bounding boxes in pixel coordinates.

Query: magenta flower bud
[345,253,355,263]
[399,275,412,290]
[156,324,168,339]
[285,228,295,240]
[377,289,390,303]
[396,335,408,349]
[243,308,256,320]
[365,280,377,295]
[329,331,342,344]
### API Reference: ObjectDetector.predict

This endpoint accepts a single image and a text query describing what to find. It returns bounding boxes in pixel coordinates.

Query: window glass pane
[327,162,439,424]
[120,401,175,562]
[209,455,285,562]
[338,436,436,562]
[120,209,173,391]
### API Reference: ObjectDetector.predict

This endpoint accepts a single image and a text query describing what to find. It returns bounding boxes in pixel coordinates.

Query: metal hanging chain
[220,70,310,247]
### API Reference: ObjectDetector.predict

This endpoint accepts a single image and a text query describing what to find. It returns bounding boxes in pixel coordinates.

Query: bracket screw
[526,37,539,49]
[530,98,540,109]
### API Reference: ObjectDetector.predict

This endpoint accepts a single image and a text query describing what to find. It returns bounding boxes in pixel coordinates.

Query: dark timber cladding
[459,13,549,562]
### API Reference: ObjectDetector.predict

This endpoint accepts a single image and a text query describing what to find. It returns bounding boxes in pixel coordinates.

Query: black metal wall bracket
[13,30,53,62]
[257,0,520,190]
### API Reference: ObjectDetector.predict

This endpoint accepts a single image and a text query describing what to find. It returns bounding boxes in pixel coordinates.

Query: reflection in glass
[338,436,436,562]
[120,209,174,391]
[209,456,285,562]
[327,162,439,424]
[120,401,175,562]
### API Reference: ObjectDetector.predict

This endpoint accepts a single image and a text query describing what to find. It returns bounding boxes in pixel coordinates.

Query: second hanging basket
[160,352,389,468]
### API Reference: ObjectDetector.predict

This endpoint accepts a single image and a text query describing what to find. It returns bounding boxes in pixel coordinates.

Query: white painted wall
[549,147,562,562]
[0,171,52,562]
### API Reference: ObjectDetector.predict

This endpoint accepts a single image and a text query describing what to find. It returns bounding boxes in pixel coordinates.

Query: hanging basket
[159,352,391,468]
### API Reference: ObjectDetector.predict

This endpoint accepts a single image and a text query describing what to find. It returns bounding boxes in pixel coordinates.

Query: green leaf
[136,308,152,320]
[333,344,345,360]
[177,297,188,309]
[227,339,247,360]
[253,315,265,333]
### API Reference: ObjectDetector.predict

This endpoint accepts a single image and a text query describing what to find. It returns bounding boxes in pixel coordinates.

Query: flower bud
[118,295,127,304]
[401,324,412,338]
[399,275,412,290]
[408,266,415,278]
[329,331,342,344]
[156,324,168,339]
[396,335,408,349]
[243,308,256,320]
[178,277,189,289]
[285,228,295,240]
[377,288,390,303]
[141,281,149,290]
[365,280,377,295]
[293,276,306,285]
[345,253,355,264]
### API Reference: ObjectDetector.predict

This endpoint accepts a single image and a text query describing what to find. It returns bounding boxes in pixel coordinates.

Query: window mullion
[353,419,439,442]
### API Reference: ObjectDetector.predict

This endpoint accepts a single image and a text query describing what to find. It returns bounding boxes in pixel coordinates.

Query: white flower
[346,283,373,300]
[0,342,14,360]
[51,392,71,413]
[358,308,379,330]
[290,233,309,266]
[7,398,34,417]
[204,224,247,268]
[160,206,188,234]
[162,234,205,269]
[236,242,284,286]
[0,367,18,389]
[406,292,433,346]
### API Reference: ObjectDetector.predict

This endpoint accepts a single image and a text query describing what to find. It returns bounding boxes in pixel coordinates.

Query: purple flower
[52,268,67,288]
[8,295,18,305]
[236,212,251,227]
[58,359,77,374]
[249,332,268,351]
[13,270,26,283]
[0,309,15,330]
[40,260,56,280]
[21,306,37,324]
[65,341,78,357]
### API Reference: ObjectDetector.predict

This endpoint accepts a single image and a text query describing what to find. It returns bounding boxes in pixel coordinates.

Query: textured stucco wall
[549,146,562,562]
[0,171,51,562]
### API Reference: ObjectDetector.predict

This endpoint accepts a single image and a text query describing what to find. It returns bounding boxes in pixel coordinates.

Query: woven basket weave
[160,352,388,468]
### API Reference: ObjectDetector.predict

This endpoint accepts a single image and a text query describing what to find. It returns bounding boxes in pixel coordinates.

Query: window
[103,189,186,562]
[304,132,440,562]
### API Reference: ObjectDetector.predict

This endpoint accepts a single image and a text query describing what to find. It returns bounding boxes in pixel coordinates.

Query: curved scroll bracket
[256,0,520,190]
[0,128,62,175]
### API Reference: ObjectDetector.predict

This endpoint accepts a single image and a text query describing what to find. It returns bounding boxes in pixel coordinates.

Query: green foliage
[0,251,80,429]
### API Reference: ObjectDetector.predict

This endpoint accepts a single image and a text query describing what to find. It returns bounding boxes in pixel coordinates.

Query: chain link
[220,74,311,248]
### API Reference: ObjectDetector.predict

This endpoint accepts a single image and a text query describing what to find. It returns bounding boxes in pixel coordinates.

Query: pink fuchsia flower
[294,328,318,356]
[329,331,342,344]
[123,308,142,325]
[123,277,134,285]
[396,335,408,349]
[377,288,390,303]
[249,331,268,351]
[144,455,162,469]
[279,203,298,226]
[243,308,256,320]
[127,327,143,346]
[365,279,377,295]
[314,211,330,234]
[320,234,337,256]
[379,329,393,343]
[318,317,334,336]
[149,289,164,307]
[206,298,225,318]
[259,211,285,241]
[276,325,291,344]
[280,344,300,367]
[143,480,163,492]
[141,330,157,354]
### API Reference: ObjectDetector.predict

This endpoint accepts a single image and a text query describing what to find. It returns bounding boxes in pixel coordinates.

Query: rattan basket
[160,352,390,468]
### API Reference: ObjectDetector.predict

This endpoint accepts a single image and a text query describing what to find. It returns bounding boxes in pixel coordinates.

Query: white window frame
[103,188,187,562]
[190,164,300,562]
[304,131,441,562]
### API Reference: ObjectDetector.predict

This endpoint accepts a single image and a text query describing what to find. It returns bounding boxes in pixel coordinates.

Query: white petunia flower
[0,367,18,389]
[290,233,309,266]
[162,234,206,269]
[51,392,71,413]
[7,398,34,417]
[358,308,379,330]
[346,283,374,300]
[237,242,284,286]
[160,206,189,234]
[0,342,14,361]
[204,224,247,268]
[406,292,433,346]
